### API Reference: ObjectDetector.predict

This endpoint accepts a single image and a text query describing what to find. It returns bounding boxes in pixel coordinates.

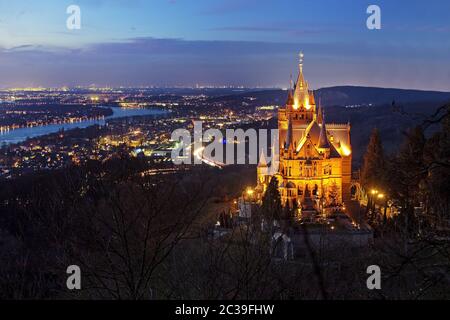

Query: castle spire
[318,109,330,149]
[294,51,308,107]
[285,115,294,150]
[299,51,304,72]
[286,74,294,106]
[317,97,323,124]
[297,51,305,86]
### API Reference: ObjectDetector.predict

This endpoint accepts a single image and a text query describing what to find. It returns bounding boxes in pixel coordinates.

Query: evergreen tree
[388,126,427,238]
[424,110,450,223]
[282,203,292,220]
[396,126,427,203]
[261,176,282,221]
[292,200,299,219]
[361,128,385,191]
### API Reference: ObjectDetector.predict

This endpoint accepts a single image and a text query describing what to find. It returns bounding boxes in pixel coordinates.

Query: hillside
[228,86,450,168]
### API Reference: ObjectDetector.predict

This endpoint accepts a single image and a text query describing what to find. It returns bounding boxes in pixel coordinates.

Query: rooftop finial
[299,51,304,72]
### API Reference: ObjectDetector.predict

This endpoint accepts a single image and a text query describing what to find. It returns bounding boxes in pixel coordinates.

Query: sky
[0,0,449,90]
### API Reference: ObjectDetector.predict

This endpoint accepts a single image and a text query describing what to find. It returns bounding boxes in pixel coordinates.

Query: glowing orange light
[304,98,311,110]
[341,144,351,156]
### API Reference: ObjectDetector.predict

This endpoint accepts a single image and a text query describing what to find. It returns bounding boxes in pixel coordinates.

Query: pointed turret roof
[285,74,294,106]
[293,52,309,107]
[258,150,268,167]
[317,98,323,124]
[286,90,294,106]
[318,110,330,149]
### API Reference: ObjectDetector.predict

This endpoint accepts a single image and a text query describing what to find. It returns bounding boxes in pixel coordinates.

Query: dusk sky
[0,0,449,90]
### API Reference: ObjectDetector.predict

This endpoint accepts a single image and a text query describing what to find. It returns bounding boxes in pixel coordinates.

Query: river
[0,107,168,145]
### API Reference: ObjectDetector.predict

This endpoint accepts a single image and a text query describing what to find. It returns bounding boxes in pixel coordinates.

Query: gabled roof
[329,144,342,158]
[294,118,342,159]
[296,120,320,152]
[296,133,322,158]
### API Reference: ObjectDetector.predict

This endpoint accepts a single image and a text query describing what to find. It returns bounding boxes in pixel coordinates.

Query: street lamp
[368,189,380,221]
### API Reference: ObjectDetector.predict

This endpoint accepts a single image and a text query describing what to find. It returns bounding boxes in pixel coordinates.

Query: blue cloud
[0,36,449,91]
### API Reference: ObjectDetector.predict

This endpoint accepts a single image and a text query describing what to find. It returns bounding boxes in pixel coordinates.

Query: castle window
[312,184,318,196]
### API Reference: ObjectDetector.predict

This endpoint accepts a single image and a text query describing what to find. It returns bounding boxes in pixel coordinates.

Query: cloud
[209,25,328,37]
[72,0,145,8]
[199,0,259,15]
[3,44,37,52]
[0,37,449,91]
[85,37,299,56]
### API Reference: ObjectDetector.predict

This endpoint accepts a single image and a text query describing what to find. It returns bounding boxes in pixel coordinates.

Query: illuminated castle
[257,53,352,211]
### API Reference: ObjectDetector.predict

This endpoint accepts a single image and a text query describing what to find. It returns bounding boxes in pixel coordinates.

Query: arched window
[312,184,318,196]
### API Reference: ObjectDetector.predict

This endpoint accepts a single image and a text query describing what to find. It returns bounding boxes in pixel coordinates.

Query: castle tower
[257,52,352,212]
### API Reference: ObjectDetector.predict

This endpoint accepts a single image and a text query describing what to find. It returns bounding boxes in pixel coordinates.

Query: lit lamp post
[369,189,378,215]
[370,190,387,224]
[243,187,255,220]
[377,193,389,224]
[245,187,255,205]
[377,193,384,223]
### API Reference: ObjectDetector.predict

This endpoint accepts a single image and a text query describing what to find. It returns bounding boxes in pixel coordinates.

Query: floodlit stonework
[257,53,352,212]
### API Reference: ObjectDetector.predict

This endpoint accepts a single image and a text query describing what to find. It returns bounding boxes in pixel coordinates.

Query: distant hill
[316,86,450,107]
[221,86,450,108]
[324,101,445,169]
[224,86,450,169]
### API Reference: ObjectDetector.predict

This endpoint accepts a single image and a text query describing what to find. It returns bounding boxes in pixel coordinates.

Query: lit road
[187,143,225,169]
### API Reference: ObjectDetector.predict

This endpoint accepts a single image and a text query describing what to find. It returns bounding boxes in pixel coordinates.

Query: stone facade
[257,54,352,211]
